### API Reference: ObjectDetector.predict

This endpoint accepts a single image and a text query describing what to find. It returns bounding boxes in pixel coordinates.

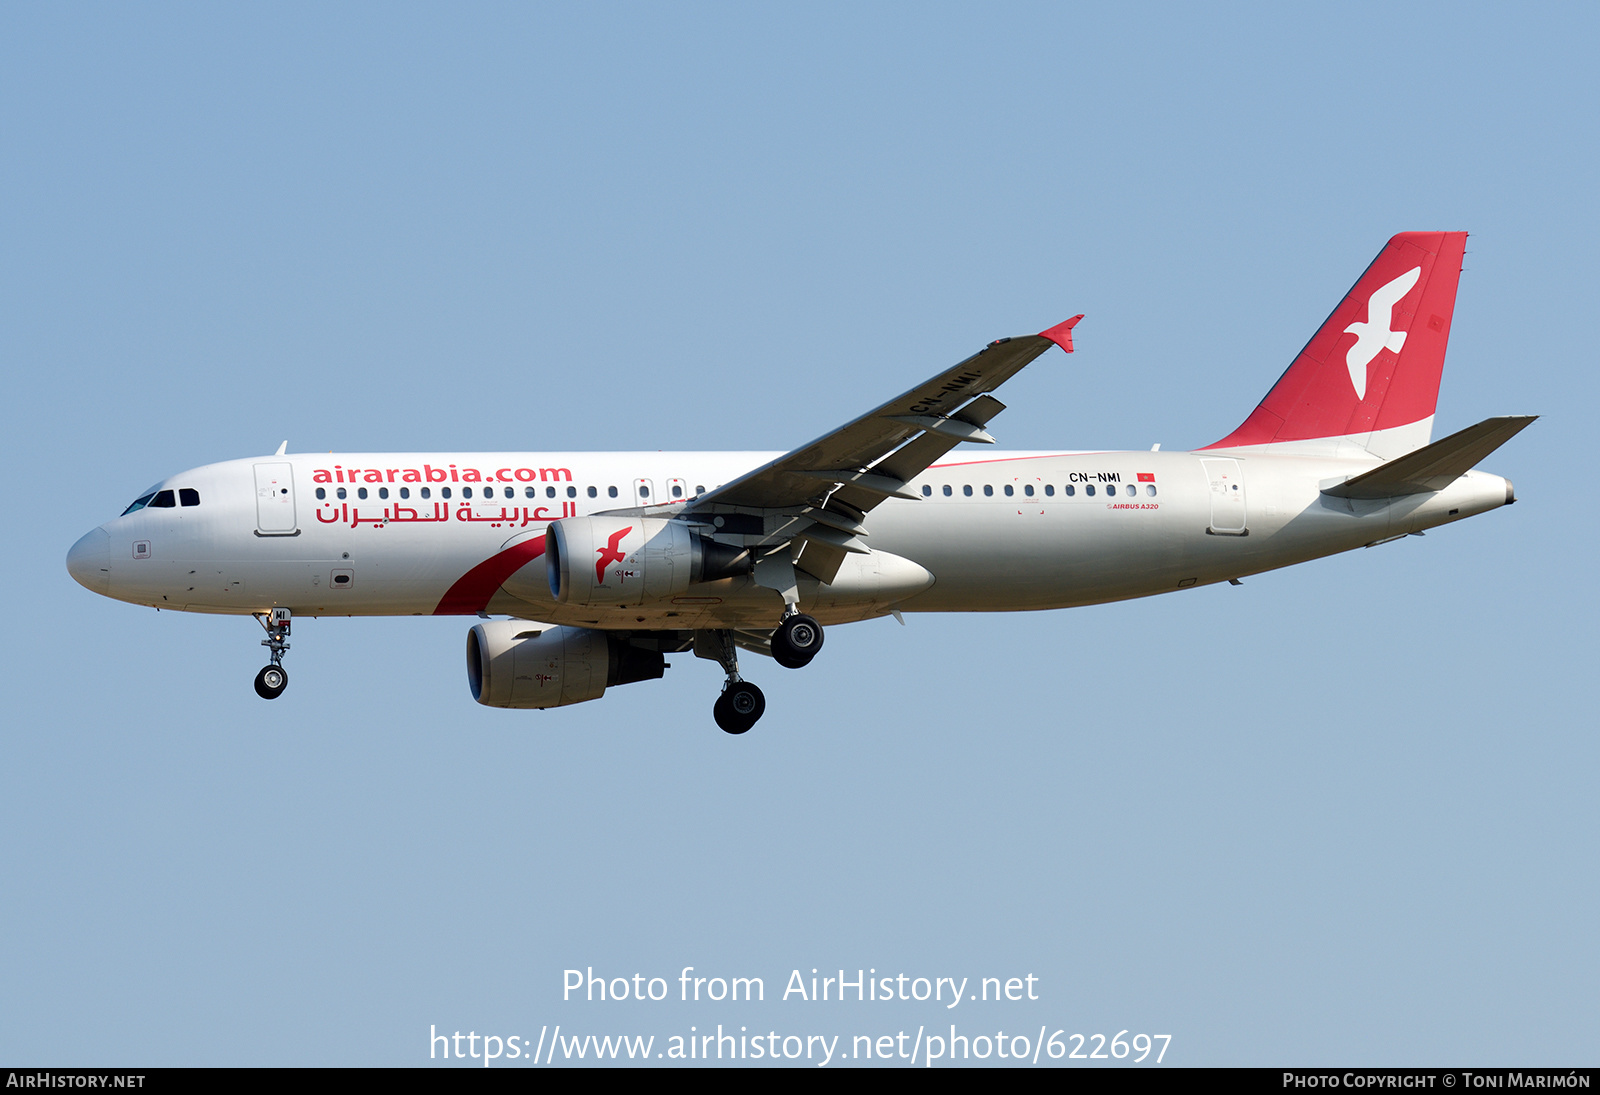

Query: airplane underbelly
[873,492,1205,610]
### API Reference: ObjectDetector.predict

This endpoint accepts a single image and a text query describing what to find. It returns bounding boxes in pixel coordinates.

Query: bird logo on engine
[595,526,633,584]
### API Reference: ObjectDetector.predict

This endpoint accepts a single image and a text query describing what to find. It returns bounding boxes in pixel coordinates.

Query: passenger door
[1200,458,1247,535]
[253,463,299,535]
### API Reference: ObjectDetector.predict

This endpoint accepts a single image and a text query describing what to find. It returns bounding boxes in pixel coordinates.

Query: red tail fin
[1204,232,1467,459]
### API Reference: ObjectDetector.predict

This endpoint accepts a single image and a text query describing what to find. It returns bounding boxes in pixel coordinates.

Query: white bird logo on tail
[1343,265,1421,400]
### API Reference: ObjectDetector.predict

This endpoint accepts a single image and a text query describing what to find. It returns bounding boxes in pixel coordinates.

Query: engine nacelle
[466,620,665,709]
[546,516,747,607]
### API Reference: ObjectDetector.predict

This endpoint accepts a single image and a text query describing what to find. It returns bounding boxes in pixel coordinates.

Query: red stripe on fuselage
[433,535,546,615]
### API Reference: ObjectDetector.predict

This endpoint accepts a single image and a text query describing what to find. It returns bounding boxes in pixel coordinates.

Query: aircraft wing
[679,316,1081,585]
[688,317,1081,514]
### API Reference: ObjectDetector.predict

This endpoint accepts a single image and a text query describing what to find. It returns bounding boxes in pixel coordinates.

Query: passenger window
[1126,484,1136,497]
[442,487,452,499]
[1044,484,1054,497]
[671,484,682,498]
[1024,485,1034,497]
[149,490,176,508]
[1004,484,1014,496]
[121,493,157,515]
[942,485,952,496]
[400,487,410,499]
[464,487,474,499]
[421,487,431,499]
[639,485,650,498]
[1086,484,1095,496]
[922,485,932,497]
[1146,484,1157,497]
[608,486,618,498]
[587,486,597,498]
[568,485,578,498]
[695,485,705,495]
[525,487,536,499]
[1065,484,1075,496]
[547,486,557,498]
[357,487,368,500]
[378,487,389,499]
[315,487,326,501]
[963,485,973,497]
[337,487,348,500]
[179,488,200,507]
[982,485,993,496]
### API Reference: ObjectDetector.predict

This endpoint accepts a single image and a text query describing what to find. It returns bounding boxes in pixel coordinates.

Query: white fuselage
[69,447,1513,630]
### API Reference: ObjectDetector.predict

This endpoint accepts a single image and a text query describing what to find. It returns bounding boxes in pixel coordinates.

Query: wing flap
[794,538,848,584]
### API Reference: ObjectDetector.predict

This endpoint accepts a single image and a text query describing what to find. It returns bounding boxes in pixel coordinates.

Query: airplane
[66,231,1533,734]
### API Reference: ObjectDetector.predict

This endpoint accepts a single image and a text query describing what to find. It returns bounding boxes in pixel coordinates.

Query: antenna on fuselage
[274,440,287,456]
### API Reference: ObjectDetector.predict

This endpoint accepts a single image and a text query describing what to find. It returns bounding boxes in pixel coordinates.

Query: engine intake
[466,620,665,709]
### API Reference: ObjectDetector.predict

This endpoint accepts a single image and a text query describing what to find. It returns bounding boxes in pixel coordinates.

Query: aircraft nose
[67,527,111,594]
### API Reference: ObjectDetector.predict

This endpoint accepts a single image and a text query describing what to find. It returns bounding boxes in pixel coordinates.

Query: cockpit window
[121,492,156,516]
[179,488,200,507]
[148,490,177,508]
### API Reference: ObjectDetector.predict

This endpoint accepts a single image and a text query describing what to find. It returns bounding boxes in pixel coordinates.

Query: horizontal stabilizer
[1322,415,1537,499]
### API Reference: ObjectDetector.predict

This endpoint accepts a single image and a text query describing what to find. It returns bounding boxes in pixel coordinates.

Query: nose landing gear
[254,663,288,699]
[253,608,291,699]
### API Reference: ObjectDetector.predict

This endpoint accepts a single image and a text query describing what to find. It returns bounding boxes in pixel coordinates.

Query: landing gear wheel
[254,665,288,700]
[771,613,824,669]
[713,681,765,734]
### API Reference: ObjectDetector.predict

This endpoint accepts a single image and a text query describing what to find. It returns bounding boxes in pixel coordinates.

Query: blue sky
[3,3,1595,1066]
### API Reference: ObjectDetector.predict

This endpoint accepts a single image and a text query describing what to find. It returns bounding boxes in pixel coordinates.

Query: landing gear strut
[771,612,824,669]
[253,608,291,700]
[698,630,765,734]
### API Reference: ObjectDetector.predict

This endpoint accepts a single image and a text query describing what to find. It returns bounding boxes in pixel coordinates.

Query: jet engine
[466,619,665,709]
[546,516,748,607]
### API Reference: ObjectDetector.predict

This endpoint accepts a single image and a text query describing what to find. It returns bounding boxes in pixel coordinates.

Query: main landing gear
[701,630,763,734]
[698,613,826,734]
[771,612,824,669]
[714,680,766,735]
[253,608,291,700]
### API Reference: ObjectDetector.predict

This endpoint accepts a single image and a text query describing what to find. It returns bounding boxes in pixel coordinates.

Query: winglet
[1038,315,1084,354]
